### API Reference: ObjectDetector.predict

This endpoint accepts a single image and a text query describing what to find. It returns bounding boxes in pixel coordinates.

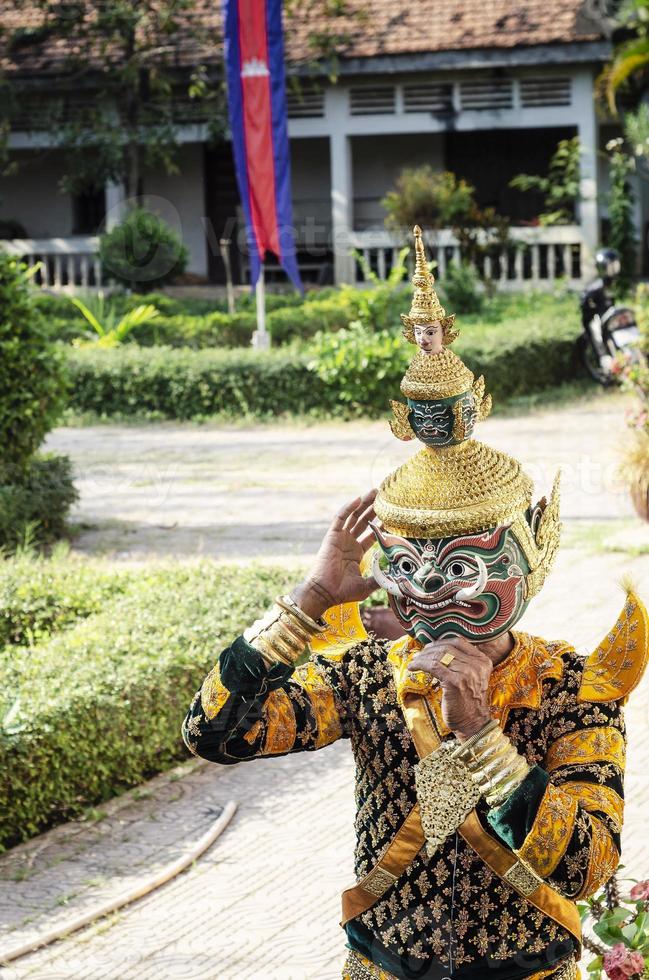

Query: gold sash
[341,682,582,949]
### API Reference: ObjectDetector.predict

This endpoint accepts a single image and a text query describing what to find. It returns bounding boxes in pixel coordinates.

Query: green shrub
[307,321,409,411]
[440,262,484,314]
[0,255,68,482]
[116,310,257,348]
[119,291,226,317]
[66,344,332,419]
[0,454,78,549]
[64,298,582,420]
[236,290,304,312]
[455,323,581,402]
[267,295,356,343]
[0,560,301,849]
[0,552,130,648]
[99,209,189,291]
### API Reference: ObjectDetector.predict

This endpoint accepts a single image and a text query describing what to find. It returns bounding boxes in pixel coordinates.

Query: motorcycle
[578,248,642,386]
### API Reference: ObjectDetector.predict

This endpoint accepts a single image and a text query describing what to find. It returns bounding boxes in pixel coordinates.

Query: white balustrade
[348,225,586,290]
[0,237,101,291]
[7,226,586,294]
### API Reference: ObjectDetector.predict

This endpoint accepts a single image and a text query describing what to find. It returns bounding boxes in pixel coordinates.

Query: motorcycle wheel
[577,334,615,387]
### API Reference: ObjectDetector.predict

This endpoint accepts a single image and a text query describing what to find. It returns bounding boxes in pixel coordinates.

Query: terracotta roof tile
[285,0,603,62]
[0,1,604,76]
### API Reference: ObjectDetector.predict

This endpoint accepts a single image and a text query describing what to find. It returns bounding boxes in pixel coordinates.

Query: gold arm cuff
[243,594,328,668]
[277,594,328,634]
[452,723,531,807]
[455,719,499,754]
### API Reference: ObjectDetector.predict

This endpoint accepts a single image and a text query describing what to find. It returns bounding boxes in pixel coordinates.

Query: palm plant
[600,0,649,113]
[70,293,160,347]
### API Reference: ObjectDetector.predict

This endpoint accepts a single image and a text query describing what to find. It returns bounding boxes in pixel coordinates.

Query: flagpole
[252,264,270,349]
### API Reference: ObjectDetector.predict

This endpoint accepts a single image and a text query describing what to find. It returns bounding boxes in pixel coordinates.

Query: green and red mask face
[371,523,531,643]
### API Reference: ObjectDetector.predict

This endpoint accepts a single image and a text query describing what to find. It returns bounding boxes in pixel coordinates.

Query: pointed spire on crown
[401,225,458,346]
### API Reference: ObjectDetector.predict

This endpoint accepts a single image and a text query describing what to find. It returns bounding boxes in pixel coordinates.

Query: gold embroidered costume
[181,227,648,980]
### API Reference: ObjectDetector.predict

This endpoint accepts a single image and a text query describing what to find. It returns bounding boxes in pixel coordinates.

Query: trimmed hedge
[65,315,582,420]
[0,553,130,649]
[0,560,300,849]
[67,345,330,419]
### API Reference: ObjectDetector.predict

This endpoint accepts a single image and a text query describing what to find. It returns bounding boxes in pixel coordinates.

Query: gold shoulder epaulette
[578,590,649,703]
[310,601,368,658]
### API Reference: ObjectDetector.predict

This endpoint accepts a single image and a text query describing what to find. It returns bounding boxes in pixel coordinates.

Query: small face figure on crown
[413,321,444,356]
[409,391,478,447]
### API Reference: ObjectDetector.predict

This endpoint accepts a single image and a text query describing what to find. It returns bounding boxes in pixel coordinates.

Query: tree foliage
[599,0,649,113]
[509,137,581,225]
[0,254,67,482]
[5,1,219,196]
[605,138,637,296]
[0,0,367,196]
[381,166,510,270]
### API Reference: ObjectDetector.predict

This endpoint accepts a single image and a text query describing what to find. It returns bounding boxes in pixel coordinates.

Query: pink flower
[603,943,645,979]
[630,879,649,900]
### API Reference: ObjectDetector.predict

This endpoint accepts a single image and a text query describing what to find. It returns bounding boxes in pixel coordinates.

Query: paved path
[3,579,649,980]
[1,396,647,978]
[45,392,646,562]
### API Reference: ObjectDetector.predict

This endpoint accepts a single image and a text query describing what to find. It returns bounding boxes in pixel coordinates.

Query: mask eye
[395,555,417,575]
[446,560,472,580]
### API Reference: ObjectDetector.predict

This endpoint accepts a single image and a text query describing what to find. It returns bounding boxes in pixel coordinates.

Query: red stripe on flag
[238,0,280,258]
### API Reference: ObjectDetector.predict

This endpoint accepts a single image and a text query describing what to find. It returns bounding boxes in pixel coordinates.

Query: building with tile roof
[1,1,638,290]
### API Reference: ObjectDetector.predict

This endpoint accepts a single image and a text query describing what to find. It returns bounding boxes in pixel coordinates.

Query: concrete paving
[44,391,647,562]
[1,396,648,978]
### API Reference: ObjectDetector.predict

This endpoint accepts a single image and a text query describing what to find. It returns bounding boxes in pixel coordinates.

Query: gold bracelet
[243,594,327,668]
[452,724,531,807]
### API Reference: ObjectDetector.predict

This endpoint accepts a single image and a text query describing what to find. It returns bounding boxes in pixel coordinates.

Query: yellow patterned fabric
[558,782,624,833]
[545,727,626,773]
[200,663,230,720]
[388,630,567,729]
[579,591,649,703]
[296,660,344,748]
[311,600,368,657]
[262,688,297,755]
[517,784,579,878]
[577,814,621,899]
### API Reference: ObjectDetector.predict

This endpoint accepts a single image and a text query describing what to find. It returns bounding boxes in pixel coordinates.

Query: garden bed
[0,554,299,850]
[65,306,583,420]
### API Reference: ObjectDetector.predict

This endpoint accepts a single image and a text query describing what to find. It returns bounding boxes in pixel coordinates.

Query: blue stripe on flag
[265,0,303,292]
[223,0,263,287]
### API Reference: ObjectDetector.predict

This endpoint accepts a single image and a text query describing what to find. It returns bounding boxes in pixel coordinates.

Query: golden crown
[374,225,561,599]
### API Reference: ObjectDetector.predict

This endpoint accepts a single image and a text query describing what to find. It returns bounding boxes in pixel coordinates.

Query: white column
[104,180,127,230]
[575,69,599,278]
[327,87,355,285]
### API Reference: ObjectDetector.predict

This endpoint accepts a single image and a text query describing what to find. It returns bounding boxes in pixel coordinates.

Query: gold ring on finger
[440,651,455,667]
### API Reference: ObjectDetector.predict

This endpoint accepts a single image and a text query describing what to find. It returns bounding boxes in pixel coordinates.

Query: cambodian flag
[223,0,302,291]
